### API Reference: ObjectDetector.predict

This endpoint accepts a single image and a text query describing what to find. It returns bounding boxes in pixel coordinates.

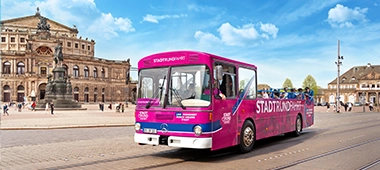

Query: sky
[1,0,380,88]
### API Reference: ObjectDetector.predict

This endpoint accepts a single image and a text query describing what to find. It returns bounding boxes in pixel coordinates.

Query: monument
[36,42,83,110]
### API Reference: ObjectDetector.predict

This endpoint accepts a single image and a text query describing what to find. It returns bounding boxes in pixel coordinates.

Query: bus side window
[238,67,257,99]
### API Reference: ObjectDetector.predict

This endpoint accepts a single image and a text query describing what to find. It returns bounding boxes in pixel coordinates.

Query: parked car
[354,102,362,107]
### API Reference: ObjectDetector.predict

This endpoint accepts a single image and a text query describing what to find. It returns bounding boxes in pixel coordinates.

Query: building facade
[324,63,380,105]
[0,9,136,104]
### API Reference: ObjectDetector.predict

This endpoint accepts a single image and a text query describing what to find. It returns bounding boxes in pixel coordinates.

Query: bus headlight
[194,125,202,136]
[135,123,141,131]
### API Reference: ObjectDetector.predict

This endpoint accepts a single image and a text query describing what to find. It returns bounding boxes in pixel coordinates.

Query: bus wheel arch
[239,119,256,153]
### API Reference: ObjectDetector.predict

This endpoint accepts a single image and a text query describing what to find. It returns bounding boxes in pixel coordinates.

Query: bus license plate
[143,128,157,134]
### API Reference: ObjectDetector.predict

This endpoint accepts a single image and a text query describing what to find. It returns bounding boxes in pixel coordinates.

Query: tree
[240,80,246,90]
[302,75,318,94]
[282,78,294,88]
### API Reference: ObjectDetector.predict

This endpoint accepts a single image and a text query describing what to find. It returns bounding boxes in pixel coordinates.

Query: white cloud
[194,22,279,46]
[87,13,135,39]
[327,4,368,28]
[217,23,260,46]
[260,22,279,39]
[194,31,221,47]
[142,14,187,23]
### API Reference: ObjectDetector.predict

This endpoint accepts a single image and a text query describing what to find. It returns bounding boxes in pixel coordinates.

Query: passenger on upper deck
[283,87,289,99]
[304,87,314,102]
[287,88,297,99]
[296,88,305,100]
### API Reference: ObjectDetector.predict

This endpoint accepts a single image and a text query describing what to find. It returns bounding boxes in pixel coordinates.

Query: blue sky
[2,0,380,88]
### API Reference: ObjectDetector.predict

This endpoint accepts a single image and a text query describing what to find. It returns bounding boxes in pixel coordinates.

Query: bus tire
[239,120,255,153]
[293,115,302,137]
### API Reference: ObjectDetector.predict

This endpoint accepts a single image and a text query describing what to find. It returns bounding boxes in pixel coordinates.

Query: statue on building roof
[36,7,41,16]
[54,42,64,67]
[37,16,50,32]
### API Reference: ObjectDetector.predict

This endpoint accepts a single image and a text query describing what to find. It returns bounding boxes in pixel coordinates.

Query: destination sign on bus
[256,100,303,114]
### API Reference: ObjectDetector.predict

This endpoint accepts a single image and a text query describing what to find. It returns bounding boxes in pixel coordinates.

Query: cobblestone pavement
[0,104,136,129]
[1,111,379,170]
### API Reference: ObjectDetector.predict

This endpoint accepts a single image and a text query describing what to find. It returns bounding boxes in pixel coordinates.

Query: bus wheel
[239,120,255,153]
[293,115,302,137]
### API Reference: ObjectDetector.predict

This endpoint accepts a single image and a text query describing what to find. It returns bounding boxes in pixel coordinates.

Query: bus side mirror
[215,65,223,80]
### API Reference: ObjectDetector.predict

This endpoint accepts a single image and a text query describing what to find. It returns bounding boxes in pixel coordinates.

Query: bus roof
[138,50,257,70]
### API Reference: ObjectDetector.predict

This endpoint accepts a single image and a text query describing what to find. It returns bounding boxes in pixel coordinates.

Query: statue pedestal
[36,66,83,109]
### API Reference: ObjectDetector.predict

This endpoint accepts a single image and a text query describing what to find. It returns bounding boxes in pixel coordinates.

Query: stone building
[0,9,136,104]
[324,63,380,105]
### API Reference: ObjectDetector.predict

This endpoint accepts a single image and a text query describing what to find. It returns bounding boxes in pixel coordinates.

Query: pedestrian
[99,102,102,111]
[31,101,36,111]
[50,102,54,115]
[101,102,104,111]
[369,102,373,111]
[121,104,124,113]
[326,102,330,112]
[3,103,9,116]
[343,102,348,112]
[17,102,22,112]
[348,102,352,112]
[45,102,49,114]
[108,103,112,110]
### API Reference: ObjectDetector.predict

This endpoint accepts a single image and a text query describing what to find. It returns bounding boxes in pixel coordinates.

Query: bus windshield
[168,65,211,107]
[137,67,168,108]
[137,65,211,108]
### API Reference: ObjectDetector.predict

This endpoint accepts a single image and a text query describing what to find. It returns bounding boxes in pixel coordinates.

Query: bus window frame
[213,61,237,100]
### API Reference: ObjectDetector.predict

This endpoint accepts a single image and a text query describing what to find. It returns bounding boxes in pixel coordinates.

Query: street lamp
[335,40,343,113]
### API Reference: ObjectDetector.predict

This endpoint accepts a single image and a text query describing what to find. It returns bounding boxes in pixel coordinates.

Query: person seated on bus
[271,89,280,99]
[304,87,314,102]
[283,87,289,99]
[287,88,297,99]
[203,80,226,100]
[220,74,233,97]
[260,90,269,99]
[296,88,304,100]
[184,83,196,99]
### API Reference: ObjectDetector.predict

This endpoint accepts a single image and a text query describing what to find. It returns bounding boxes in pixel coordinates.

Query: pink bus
[134,51,314,153]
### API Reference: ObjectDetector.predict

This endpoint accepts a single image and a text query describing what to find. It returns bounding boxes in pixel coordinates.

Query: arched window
[93,67,98,78]
[62,64,68,76]
[17,62,25,74]
[17,85,24,91]
[3,62,11,74]
[73,65,79,77]
[4,85,10,90]
[84,87,89,92]
[84,66,89,78]
[102,88,105,93]
[74,87,79,92]
[94,87,98,93]
[101,68,105,79]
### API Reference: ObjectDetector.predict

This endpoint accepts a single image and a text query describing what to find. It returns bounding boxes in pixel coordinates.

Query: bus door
[211,65,238,150]
[212,94,237,150]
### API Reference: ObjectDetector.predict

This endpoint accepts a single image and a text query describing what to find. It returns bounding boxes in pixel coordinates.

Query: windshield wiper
[170,88,186,110]
[145,76,166,109]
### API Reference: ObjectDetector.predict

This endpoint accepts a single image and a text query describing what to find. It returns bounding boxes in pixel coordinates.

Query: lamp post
[335,40,343,113]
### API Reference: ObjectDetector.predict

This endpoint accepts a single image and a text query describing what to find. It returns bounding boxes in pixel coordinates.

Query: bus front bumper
[134,133,212,149]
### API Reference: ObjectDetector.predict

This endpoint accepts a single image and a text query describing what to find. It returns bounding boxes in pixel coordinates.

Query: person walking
[326,102,330,112]
[31,101,36,111]
[50,102,54,115]
[121,104,125,113]
[45,102,49,114]
[3,103,9,116]
[348,102,352,112]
